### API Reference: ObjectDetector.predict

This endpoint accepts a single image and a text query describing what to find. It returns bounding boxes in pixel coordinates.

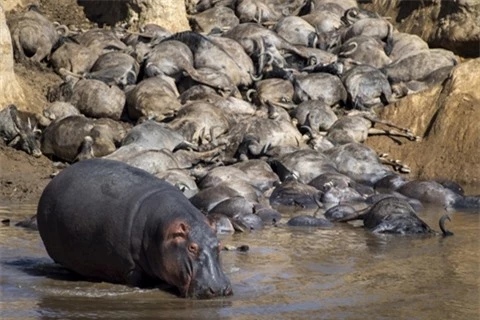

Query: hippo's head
[152,219,232,299]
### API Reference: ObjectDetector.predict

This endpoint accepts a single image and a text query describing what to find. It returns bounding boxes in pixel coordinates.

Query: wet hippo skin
[36,158,232,299]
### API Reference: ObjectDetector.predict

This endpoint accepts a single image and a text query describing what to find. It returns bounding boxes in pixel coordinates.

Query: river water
[1,200,479,320]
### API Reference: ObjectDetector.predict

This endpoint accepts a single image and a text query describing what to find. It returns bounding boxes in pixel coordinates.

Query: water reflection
[0,201,479,319]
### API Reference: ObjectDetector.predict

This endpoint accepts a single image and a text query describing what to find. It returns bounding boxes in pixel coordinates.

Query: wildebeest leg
[380,91,391,106]
[378,153,411,173]
[268,159,299,182]
[187,68,235,96]
[191,127,205,146]
[255,8,263,24]
[30,43,51,63]
[182,147,224,165]
[362,114,421,141]
[368,127,420,141]
[303,61,343,75]
[281,1,305,18]
[173,141,199,152]
[59,67,84,80]
[198,126,221,146]
[12,30,26,62]
[198,127,209,146]
[268,100,295,111]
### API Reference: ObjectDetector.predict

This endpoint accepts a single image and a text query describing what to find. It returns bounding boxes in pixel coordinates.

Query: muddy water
[1,201,479,320]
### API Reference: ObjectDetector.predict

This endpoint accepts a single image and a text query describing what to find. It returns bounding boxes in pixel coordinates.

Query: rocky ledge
[368,58,480,187]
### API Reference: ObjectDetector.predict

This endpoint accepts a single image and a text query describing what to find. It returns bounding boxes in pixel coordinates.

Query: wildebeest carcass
[0,104,42,157]
[8,5,64,63]
[326,197,454,236]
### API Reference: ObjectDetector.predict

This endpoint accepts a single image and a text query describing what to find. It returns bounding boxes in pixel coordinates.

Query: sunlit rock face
[367,58,480,186]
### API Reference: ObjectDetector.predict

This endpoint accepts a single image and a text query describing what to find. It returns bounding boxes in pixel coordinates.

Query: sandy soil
[0,144,55,203]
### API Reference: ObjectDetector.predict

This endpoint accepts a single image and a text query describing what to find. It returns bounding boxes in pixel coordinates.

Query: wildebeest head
[0,105,42,157]
[151,216,232,299]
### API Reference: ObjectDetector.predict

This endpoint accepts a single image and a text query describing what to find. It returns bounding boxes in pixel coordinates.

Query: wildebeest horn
[439,214,454,237]
[339,42,358,57]
[342,8,360,26]
[307,32,318,48]
[257,51,274,77]
[55,25,70,37]
[249,72,263,82]
[300,125,317,139]
[246,89,257,102]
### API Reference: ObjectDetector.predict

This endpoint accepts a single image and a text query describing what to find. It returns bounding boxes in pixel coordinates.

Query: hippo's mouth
[184,278,217,299]
[184,277,233,299]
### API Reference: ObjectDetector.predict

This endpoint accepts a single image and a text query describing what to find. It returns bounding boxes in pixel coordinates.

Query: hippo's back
[36,158,176,284]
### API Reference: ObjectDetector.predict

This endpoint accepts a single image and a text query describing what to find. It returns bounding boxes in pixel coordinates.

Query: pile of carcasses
[3,0,478,235]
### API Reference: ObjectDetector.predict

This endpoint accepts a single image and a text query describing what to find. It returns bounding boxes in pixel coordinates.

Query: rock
[77,0,130,27]
[3,0,26,11]
[360,0,480,57]
[132,0,190,33]
[367,58,480,187]
[0,3,25,108]
[77,0,190,32]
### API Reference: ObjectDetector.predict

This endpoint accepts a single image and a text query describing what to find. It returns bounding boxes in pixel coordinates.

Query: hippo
[36,159,232,299]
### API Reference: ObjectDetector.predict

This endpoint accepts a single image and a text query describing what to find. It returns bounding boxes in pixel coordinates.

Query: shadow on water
[3,257,84,282]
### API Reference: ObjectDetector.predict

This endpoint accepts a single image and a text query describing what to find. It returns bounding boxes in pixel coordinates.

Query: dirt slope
[367,58,480,187]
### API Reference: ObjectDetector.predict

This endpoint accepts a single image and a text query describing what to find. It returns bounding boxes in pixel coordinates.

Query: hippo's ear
[166,220,189,242]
